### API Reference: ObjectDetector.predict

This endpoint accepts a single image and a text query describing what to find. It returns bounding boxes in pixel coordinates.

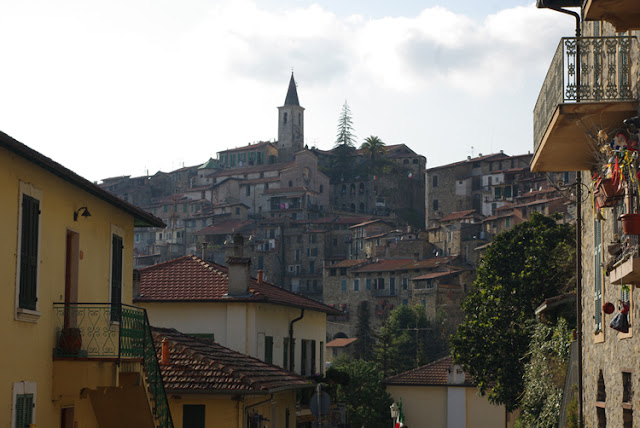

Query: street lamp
[390,402,399,421]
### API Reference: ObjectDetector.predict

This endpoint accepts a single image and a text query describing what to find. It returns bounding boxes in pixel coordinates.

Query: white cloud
[0,0,573,180]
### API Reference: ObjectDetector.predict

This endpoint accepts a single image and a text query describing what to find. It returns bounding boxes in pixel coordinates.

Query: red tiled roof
[153,328,311,393]
[326,338,357,348]
[135,255,340,314]
[217,141,273,153]
[412,269,460,281]
[328,259,368,269]
[440,210,478,222]
[383,356,473,386]
[351,257,456,273]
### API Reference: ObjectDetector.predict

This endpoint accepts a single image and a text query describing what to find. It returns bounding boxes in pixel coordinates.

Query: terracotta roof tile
[328,259,368,269]
[153,328,311,393]
[383,356,473,386]
[412,269,460,280]
[136,255,340,314]
[217,141,273,154]
[439,210,479,222]
[326,338,357,348]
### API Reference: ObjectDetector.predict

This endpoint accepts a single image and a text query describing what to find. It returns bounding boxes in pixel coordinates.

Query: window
[309,261,315,273]
[16,185,42,318]
[12,381,36,428]
[301,339,308,375]
[283,112,288,124]
[111,233,124,322]
[595,219,603,333]
[366,278,372,290]
[389,277,396,295]
[354,279,360,291]
[320,185,323,193]
[341,279,347,291]
[283,338,290,370]
[495,187,502,199]
[402,278,409,290]
[183,405,205,428]
[432,175,438,187]
[376,278,385,290]
[183,203,187,212]
[236,207,240,215]
[265,336,274,364]
[433,199,439,211]
[246,185,251,196]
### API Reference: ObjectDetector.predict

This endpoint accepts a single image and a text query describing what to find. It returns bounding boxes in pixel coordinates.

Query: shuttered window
[283,338,289,370]
[265,336,273,364]
[15,393,33,428]
[594,219,603,332]
[111,234,123,322]
[19,195,40,310]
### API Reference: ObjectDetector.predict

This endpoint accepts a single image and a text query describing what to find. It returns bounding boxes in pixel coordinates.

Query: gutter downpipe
[289,309,305,373]
[536,3,582,427]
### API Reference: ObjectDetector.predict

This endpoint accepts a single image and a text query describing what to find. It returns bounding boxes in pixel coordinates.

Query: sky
[0,1,578,182]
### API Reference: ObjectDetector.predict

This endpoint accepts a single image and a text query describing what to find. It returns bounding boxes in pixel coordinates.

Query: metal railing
[53,303,174,428]
[533,36,636,154]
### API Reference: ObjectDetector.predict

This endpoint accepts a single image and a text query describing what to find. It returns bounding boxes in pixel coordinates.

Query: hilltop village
[99,74,575,345]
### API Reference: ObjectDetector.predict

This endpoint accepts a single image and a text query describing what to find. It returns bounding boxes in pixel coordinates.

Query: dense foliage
[451,213,575,411]
[331,359,393,428]
[353,301,374,360]
[375,305,447,377]
[516,319,572,428]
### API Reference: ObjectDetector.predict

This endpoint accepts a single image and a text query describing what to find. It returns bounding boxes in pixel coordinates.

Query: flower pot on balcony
[595,178,623,208]
[57,327,82,355]
[621,214,640,235]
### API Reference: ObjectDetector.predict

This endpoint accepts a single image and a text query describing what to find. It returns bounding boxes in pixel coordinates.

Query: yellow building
[384,356,516,428]
[135,239,340,377]
[153,327,311,428]
[0,131,171,427]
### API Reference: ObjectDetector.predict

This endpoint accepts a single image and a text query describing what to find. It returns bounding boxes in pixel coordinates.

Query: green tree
[332,359,393,428]
[517,318,572,428]
[360,135,386,162]
[374,305,447,377]
[353,301,374,360]
[451,213,575,411]
[335,101,356,148]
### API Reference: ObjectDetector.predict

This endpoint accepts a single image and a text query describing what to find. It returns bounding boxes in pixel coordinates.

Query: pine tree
[335,101,356,148]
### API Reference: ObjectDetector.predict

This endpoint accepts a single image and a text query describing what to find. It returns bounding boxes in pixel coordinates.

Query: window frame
[12,381,37,428]
[110,226,125,323]
[15,182,43,322]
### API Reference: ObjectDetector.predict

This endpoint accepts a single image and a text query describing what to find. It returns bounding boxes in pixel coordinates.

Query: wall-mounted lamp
[74,206,92,221]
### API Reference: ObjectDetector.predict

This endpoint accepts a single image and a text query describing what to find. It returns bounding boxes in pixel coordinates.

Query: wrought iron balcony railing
[533,36,636,154]
[53,303,174,428]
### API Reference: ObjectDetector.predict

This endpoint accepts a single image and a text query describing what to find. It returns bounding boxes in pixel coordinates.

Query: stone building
[530,11,640,427]
[322,256,473,339]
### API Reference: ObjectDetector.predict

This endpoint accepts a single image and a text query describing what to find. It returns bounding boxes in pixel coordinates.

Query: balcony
[583,0,640,32]
[53,303,174,428]
[532,36,638,172]
[610,256,640,285]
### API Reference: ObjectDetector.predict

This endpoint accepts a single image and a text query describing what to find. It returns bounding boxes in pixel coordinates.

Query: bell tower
[277,73,305,162]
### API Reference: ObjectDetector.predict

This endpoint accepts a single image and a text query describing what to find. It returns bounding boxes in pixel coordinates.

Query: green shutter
[15,394,33,428]
[19,195,39,310]
[594,220,602,331]
[283,338,289,369]
[265,336,273,364]
[111,235,123,321]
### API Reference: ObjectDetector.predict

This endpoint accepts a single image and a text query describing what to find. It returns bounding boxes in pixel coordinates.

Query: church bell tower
[277,73,305,162]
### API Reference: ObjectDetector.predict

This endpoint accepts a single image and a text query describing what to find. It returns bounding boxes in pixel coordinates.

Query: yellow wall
[1,145,138,427]
[387,385,510,428]
[142,300,328,375]
[167,390,297,428]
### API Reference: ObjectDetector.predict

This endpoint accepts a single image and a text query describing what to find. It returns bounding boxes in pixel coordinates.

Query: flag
[395,398,404,428]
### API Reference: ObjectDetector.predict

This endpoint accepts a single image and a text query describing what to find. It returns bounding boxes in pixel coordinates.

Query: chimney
[161,338,170,365]
[447,364,466,385]
[227,234,251,296]
[258,269,263,283]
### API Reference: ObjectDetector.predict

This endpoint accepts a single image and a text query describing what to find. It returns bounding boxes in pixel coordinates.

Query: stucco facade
[1,132,167,428]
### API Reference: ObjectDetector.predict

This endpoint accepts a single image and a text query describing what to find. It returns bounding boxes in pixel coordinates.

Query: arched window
[350,203,356,212]
[359,203,365,213]
[359,183,365,193]
[350,184,356,195]
[283,112,288,124]
[413,159,419,164]
[403,159,410,165]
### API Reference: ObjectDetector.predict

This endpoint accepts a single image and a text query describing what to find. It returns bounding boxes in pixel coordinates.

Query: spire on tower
[284,73,300,106]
